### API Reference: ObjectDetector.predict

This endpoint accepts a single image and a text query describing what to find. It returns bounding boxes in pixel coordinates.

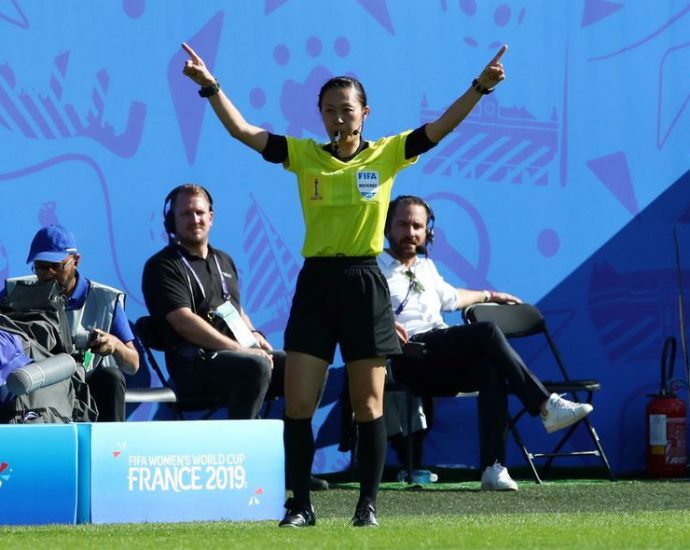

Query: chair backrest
[134,316,167,351]
[130,317,172,390]
[462,303,545,338]
[463,303,571,382]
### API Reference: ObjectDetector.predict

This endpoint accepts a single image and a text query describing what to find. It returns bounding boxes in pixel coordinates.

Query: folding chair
[125,316,223,420]
[462,302,614,483]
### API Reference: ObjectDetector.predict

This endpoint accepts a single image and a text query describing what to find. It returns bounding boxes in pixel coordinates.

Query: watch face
[199,82,220,98]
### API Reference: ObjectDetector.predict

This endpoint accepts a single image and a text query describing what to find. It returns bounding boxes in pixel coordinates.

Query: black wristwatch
[198,81,221,98]
[471,78,493,95]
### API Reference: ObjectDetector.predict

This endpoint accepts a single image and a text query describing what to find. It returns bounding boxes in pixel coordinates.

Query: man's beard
[177,228,207,248]
[390,238,420,260]
[58,272,76,296]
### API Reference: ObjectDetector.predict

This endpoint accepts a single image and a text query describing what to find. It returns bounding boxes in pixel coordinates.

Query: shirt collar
[323,138,369,161]
[174,242,216,261]
[381,250,418,271]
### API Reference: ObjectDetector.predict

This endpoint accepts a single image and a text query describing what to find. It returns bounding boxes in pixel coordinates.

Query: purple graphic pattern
[0,155,141,304]
[242,196,300,335]
[168,11,224,165]
[0,0,29,29]
[581,0,623,28]
[587,152,639,215]
[657,42,690,149]
[424,192,492,290]
[588,262,690,362]
[0,53,146,158]
[421,95,559,186]
[588,3,690,61]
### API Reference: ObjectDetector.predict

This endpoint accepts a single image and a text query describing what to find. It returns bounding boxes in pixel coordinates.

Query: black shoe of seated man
[352,503,378,527]
[278,497,316,528]
[286,474,329,491]
[310,475,329,491]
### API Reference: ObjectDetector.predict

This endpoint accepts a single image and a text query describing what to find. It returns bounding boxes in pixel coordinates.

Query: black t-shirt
[142,244,241,348]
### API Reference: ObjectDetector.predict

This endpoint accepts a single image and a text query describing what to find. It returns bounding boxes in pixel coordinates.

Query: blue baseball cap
[26,225,78,263]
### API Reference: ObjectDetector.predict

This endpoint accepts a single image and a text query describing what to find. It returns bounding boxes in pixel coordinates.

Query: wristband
[471,78,493,95]
[251,329,266,339]
[199,80,221,98]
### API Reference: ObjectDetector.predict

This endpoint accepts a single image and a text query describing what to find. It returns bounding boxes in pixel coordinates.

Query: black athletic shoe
[351,504,378,527]
[278,498,316,528]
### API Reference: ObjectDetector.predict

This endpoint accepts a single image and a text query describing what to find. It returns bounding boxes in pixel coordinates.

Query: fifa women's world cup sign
[83,420,284,523]
[126,451,248,492]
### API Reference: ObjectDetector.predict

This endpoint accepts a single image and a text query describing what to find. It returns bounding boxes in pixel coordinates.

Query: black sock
[356,416,386,509]
[284,416,314,506]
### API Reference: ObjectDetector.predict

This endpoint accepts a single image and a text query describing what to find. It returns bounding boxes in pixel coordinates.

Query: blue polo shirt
[69,272,134,344]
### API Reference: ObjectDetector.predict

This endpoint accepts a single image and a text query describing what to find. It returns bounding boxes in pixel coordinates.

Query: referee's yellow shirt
[285,131,418,257]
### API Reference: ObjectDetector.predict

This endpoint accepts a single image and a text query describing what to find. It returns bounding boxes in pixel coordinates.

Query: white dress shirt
[378,251,460,336]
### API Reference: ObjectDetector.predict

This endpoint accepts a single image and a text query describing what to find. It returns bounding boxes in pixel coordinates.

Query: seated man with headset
[378,194,593,491]
[142,184,327,489]
[142,183,278,419]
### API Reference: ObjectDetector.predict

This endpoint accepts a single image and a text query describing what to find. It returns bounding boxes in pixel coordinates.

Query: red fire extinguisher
[647,336,687,477]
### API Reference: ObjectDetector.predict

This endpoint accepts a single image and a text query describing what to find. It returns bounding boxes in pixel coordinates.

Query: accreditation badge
[213,301,259,348]
[356,170,380,199]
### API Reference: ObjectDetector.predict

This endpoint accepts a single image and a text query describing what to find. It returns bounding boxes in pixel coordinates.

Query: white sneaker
[480,461,518,491]
[541,393,593,434]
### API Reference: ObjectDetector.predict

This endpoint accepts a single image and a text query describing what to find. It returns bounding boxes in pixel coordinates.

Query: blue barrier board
[0,424,78,525]
[88,420,285,524]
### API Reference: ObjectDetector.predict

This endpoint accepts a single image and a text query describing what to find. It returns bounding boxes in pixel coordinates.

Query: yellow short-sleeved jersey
[285,131,417,257]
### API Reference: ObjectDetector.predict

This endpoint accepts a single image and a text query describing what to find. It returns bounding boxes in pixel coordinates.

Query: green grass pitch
[2,478,690,549]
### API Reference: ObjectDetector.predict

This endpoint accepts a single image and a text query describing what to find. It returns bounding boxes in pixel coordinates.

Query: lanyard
[395,265,419,316]
[177,250,230,301]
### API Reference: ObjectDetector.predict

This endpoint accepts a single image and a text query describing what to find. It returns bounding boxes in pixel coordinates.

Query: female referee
[181,42,506,528]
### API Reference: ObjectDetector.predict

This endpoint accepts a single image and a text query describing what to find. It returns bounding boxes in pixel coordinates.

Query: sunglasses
[32,256,75,275]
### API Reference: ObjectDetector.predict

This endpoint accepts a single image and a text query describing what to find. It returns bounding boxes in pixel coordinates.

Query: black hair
[385,195,436,248]
[317,76,368,110]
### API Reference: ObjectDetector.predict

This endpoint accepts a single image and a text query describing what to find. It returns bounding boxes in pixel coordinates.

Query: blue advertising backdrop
[1,0,689,475]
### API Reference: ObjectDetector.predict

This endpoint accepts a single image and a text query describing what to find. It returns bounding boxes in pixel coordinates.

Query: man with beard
[4,225,139,421]
[378,195,593,491]
[142,184,278,420]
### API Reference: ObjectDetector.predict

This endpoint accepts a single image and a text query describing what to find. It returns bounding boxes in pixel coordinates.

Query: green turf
[3,480,690,549]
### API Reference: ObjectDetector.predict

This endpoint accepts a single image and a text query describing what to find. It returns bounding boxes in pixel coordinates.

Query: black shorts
[284,257,401,363]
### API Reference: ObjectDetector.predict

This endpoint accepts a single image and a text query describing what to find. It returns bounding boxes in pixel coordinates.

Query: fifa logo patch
[357,170,380,199]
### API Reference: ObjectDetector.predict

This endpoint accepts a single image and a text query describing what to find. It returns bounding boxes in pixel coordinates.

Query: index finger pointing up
[490,44,508,65]
[181,42,201,62]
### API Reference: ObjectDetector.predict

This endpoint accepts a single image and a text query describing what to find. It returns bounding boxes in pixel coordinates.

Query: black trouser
[166,345,276,419]
[391,322,550,469]
[87,366,126,422]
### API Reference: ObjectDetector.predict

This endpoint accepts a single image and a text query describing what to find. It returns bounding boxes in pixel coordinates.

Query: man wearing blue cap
[4,225,139,421]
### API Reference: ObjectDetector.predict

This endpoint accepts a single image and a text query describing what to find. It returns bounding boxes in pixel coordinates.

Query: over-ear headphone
[385,195,436,247]
[163,184,214,237]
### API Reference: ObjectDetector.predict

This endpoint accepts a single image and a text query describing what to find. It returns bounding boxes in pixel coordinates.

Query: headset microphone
[331,131,341,154]
[352,129,359,135]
